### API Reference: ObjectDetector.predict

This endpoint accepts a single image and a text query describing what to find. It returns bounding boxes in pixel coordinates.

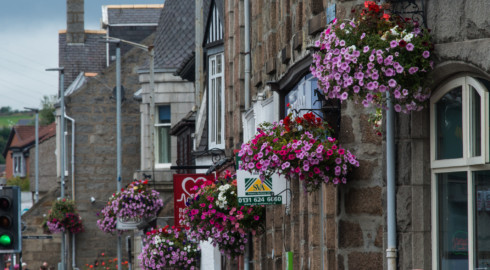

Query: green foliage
[0,107,12,114]
[6,176,30,191]
[0,127,9,164]
[39,95,56,125]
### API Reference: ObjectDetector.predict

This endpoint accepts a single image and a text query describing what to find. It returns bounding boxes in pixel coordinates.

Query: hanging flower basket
[42,198,84,234]
[310,1,433,113]
[96,179,164,234]
[183,172,265,259]
[238,111,359,192]
[139,225,200,270]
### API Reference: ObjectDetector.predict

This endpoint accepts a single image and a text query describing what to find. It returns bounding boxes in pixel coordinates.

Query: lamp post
[103,37,156,173]
[46,67,66,270]
[101,39,123,270]
[24,107,39,203]
[102,37,154,270]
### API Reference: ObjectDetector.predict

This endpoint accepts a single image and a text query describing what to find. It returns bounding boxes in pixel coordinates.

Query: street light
[101,37,154,270]
[46,67,66,270]
[24,107,39,203]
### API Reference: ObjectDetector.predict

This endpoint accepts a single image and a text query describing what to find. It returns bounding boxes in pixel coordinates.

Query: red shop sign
[173,174,215,227]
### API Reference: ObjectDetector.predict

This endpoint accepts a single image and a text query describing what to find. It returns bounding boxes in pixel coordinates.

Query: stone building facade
[220,0,490,269]
[60,39,153,265]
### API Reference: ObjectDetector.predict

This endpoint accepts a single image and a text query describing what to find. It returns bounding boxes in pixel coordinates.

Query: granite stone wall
[28,136,57,196]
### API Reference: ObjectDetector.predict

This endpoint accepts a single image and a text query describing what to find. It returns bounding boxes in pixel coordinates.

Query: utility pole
[24,108,39,203]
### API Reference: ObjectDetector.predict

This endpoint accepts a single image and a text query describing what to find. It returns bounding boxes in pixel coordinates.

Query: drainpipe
[374,1,396,267]
[65,114,77,270]
[244,1,251,269]
[386,92,397,270]
[116,42,123,270]
[244,0,250,110]
[64,114,76,200]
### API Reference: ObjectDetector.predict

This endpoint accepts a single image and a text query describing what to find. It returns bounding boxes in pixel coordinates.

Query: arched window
[430,75,490,269]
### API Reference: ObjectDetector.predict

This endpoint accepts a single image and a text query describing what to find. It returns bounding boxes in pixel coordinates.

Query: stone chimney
[66,0,84,43]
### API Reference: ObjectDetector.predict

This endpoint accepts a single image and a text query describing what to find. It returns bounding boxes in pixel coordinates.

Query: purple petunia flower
[384,68,395,77]
[408,67,419,74]
[388,79,397,88]
[394,104,402,112]
[422,50,430,58]
[390,40,398,48]
[406,43,414,51]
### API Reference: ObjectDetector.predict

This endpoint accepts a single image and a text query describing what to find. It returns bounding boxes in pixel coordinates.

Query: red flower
[364,1,375,8]
[398,40,407,47]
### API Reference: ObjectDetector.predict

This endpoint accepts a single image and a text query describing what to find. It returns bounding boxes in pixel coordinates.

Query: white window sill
[154,163,172,170]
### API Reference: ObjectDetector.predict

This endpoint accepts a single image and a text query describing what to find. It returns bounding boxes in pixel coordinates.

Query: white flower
[403,33,414,42]
[390,26,399,36]
[348,45,356,53]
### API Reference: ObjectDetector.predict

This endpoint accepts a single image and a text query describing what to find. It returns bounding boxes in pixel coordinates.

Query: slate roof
[153,0,195,70]
[102,5,164,26]
[2,123,57,157]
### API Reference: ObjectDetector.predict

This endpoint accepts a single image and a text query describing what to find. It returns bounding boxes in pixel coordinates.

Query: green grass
[0,113,34,128]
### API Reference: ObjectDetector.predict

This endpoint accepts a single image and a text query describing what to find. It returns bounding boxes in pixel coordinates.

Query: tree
[39,95,56,125]
[0,127,10,164]
[0,107,12,114]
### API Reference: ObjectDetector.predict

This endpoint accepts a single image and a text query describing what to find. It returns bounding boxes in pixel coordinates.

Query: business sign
[173,174,215,227]
[237,170,287,206]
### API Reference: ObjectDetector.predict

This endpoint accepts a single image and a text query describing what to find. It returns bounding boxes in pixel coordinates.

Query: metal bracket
[389,0,427,28]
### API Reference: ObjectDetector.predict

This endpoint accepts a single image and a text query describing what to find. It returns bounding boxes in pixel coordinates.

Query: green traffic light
[0,234,11,246]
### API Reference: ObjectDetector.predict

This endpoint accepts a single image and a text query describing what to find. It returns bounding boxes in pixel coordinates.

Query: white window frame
[12,152,24,177]
[430,75,490,270]
[208,52,225,149]
[155,105,171,168]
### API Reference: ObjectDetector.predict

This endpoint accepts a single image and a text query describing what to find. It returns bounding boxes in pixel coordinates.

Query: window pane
[217,77,222,144]
[157,126,171,163]
[158,105,171,124]
[438,172,468,270]
[217,54,222,74]
[474,171,490,268]
[211,78,216,143]
[470,86,481,157]
[436,86,463,159]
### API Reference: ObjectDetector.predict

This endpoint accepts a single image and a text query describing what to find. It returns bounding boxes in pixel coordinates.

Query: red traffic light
[0,197,11,210]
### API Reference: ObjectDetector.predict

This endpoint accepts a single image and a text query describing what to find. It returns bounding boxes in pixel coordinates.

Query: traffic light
[0,187,21,253]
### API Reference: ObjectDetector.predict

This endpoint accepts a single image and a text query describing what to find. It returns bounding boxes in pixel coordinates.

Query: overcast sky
[0,0,163,111]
